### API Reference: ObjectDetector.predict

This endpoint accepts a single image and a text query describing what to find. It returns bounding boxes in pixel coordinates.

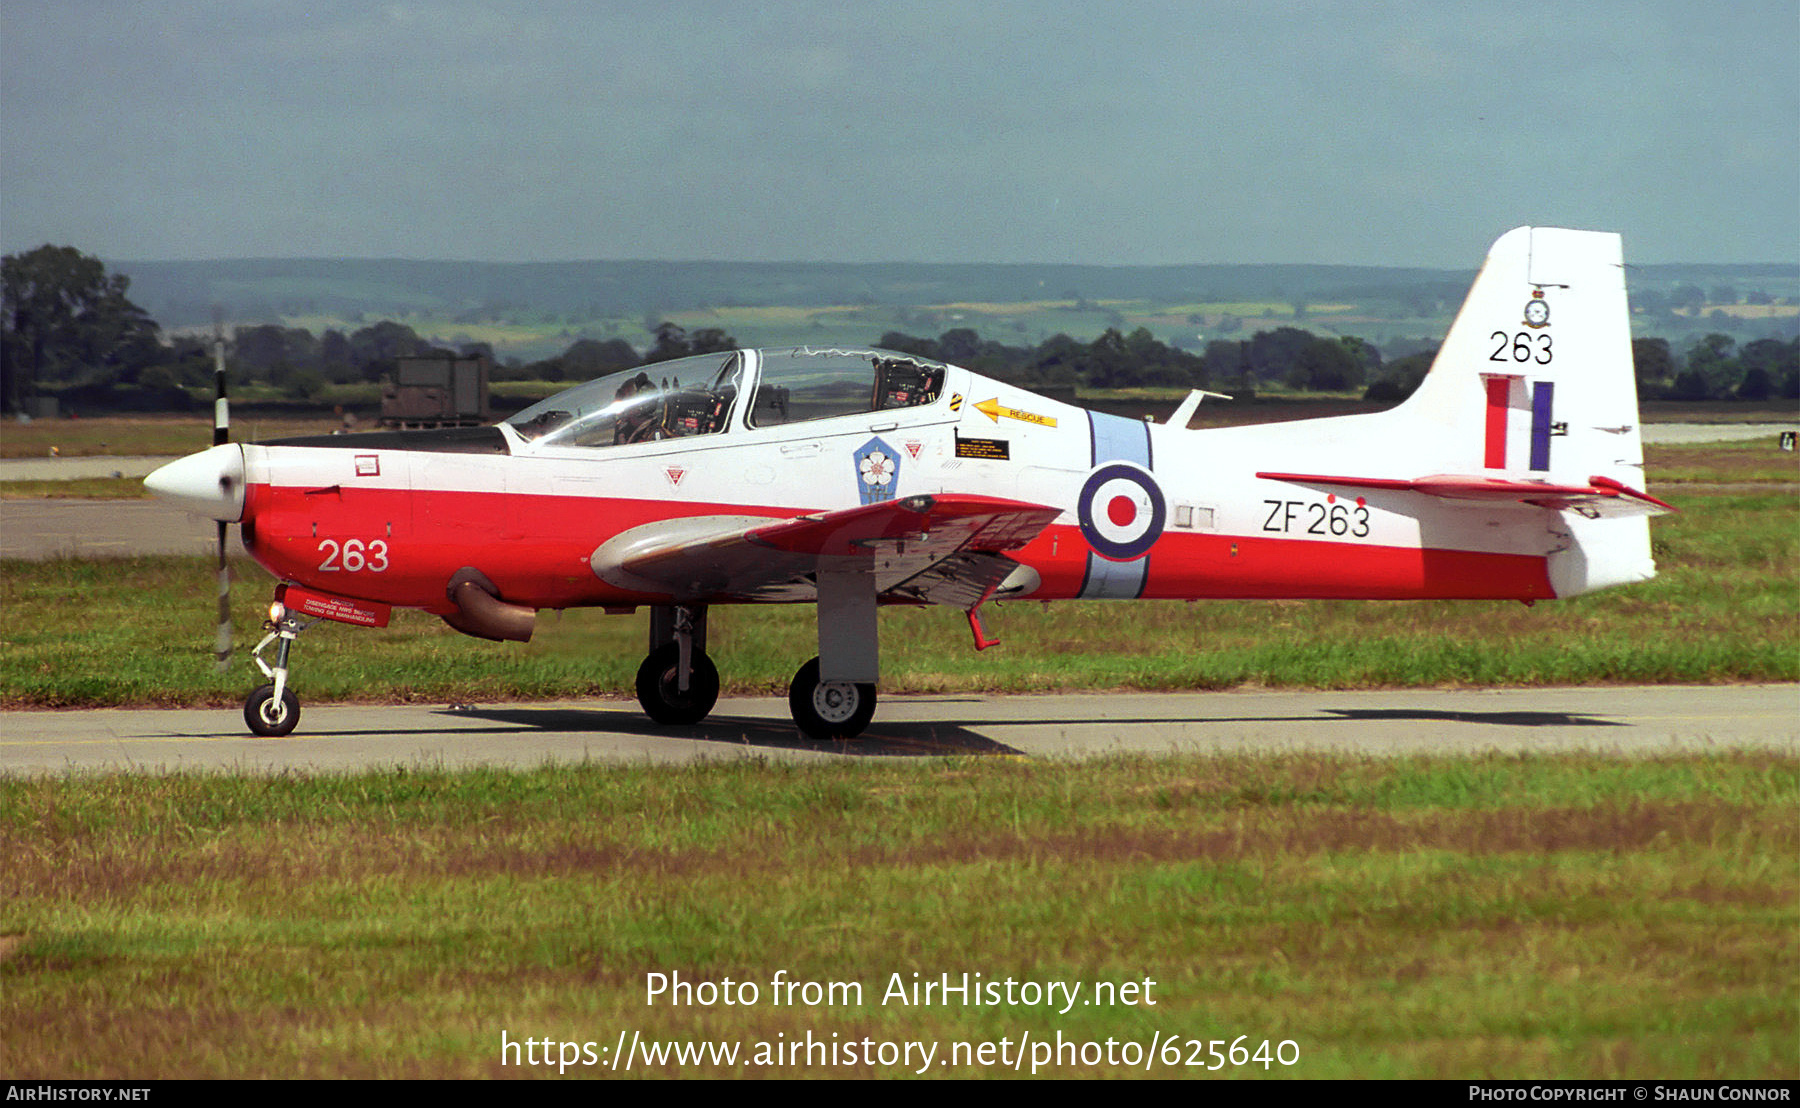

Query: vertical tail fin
[1404,227,1643,482]
[1402,227,1656,595]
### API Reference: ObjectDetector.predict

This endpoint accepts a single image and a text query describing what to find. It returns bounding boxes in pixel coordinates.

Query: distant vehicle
[148,227,1671,740]
[380,354,490,429]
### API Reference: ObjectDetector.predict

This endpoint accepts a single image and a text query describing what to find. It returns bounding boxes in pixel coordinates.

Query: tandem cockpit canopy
[506,347,949,449]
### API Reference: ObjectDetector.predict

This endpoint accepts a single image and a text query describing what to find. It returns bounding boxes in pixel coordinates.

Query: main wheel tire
[788,656,877,740]
[635,643,720,725]
[244,683,300,737]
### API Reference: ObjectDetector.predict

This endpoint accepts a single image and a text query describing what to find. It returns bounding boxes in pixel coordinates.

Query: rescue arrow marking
[976,397,1058,428]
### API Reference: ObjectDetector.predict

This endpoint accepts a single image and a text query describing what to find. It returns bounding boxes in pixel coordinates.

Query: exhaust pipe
[441,568,536,642]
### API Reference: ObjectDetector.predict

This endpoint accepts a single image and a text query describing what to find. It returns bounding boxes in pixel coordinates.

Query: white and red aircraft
[146,227,1670,739]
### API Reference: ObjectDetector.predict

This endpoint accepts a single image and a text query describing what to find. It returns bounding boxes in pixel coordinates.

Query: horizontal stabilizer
[1256,471,1674,519]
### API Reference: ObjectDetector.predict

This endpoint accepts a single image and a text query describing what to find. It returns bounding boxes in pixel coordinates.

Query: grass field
[2,754,1793,1078]
[265,297,1319,362]
[0,415,341,459]
[1647,437,1800,483]
[0,476,149,499]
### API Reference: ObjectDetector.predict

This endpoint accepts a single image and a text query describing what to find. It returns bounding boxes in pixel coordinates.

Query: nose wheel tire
[635,643,720,725]
[244,683,300,737]
[788,656,876,740]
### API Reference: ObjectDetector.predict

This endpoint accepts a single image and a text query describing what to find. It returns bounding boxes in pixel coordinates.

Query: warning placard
[280,584,392,627]
[955,436,1010,460]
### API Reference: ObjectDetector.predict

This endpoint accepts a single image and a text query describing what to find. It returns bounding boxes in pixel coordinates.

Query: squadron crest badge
[1523,289,1551,329]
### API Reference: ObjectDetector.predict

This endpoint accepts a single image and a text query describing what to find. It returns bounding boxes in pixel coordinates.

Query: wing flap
[590,494,1061,602]
[1256,471,1674,518]
[744,493,1057,556]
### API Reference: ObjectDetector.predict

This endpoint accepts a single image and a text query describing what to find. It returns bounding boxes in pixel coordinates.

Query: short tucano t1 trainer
[146,227,1671,740]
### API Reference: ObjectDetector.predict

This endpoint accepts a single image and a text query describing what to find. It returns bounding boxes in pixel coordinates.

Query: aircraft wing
[590,493,1062,605]
[1256,472,1674,518]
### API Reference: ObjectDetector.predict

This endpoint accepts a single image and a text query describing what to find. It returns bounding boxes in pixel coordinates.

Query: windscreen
[507,352,741,448]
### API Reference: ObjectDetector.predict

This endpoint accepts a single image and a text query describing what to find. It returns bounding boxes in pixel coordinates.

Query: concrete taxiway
[1,685,1793,774]
[1,498,249,559]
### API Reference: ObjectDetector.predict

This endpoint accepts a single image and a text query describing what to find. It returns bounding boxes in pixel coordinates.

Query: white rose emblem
[859,450,893,489]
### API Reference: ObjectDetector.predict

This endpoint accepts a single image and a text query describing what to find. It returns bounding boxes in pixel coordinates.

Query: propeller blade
[213,325,231,670]
[216,519,231,670]
[213,325,229,447]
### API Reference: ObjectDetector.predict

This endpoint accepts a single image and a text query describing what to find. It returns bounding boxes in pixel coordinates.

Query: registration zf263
[317,538,390,572]
[1262,499,1370,538]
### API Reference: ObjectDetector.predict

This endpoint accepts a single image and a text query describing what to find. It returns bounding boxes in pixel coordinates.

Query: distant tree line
[0,246,752,411]
[1,245,195,413]
[168,319,749,401]
[5,245,1795,414]
[875,326,1798,402]
[1631,335,1799,401]
[502,321,741,383]
[871,325,1389,395]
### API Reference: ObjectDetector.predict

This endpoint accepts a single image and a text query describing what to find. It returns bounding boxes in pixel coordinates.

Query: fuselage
[221,347,1559,617]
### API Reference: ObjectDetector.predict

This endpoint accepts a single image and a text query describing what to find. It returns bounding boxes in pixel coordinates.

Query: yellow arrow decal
[975,397,1058,428]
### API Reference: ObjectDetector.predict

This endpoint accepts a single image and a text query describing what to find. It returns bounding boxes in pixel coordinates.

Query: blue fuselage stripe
[1089,411,1152,470]
[1529,381,1555,471]
[1081,412,1154,599]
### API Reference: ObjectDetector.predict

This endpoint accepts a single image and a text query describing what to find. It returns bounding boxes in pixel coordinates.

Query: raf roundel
[1077,462,1166,561]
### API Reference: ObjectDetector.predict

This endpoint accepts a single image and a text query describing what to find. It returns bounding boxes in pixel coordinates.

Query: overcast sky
[2,1,1795,267]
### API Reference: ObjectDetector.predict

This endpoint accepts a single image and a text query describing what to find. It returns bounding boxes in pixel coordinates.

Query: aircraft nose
[144,443,246,522]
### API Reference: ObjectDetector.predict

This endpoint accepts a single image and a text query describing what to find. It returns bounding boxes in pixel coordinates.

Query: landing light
[268,601,286,624]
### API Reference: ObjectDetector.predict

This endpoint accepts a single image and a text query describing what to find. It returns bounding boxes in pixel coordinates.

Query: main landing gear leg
[636,604,719,725]
[245,610,313,737]
[790,564,879,740]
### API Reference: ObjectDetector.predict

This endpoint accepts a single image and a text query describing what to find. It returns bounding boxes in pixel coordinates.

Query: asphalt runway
[1,684,1793,774]
[1,498,249,559]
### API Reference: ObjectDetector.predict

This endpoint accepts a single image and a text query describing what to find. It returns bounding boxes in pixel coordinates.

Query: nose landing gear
[244,681,299,737]
[244,606,315,737]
